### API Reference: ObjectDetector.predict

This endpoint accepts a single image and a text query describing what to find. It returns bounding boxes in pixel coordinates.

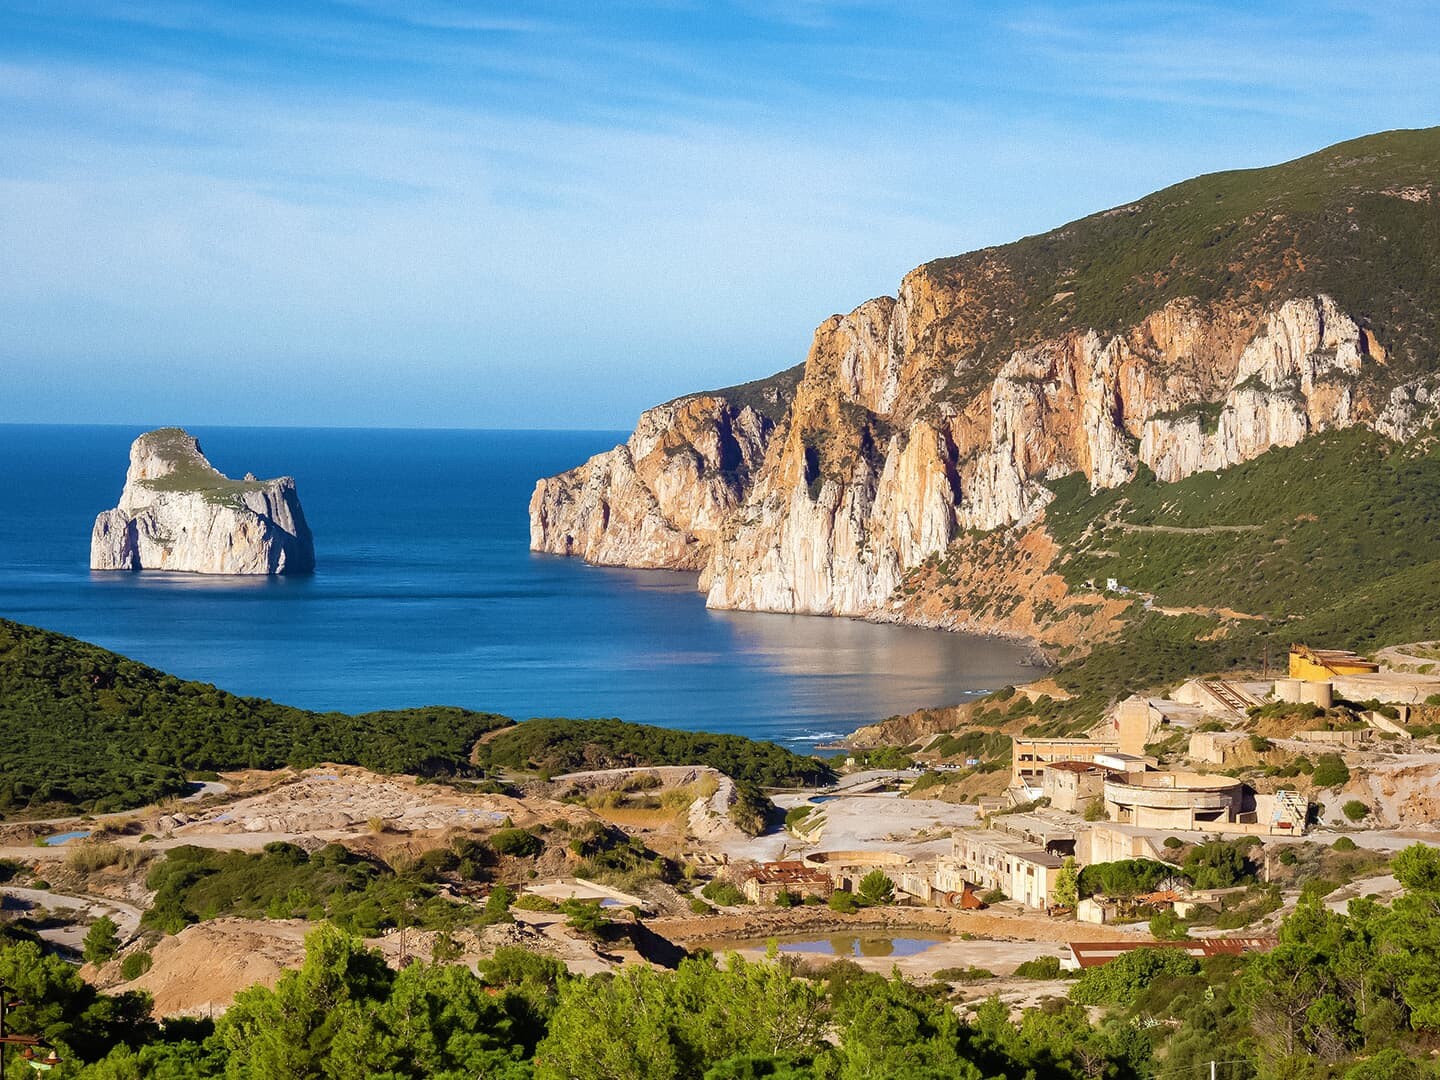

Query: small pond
[693,933,947,958]
[42,830,92,846]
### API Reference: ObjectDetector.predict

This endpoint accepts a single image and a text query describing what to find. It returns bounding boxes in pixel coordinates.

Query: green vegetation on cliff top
[923,125,1440,384]
[678,362,806,422]
[129,426,274,503]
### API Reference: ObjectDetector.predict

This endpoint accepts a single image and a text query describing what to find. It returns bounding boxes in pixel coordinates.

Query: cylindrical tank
[1299,681,1334,708]
[1273,678,1303,703]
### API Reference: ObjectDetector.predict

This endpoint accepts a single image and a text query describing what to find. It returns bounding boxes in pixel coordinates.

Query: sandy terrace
[725,787,980,864]
[167,766,583,839]
[102,918,312,1017]
[652,905,1138,947]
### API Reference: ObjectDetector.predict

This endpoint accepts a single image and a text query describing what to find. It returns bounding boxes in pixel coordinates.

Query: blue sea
[0,425,1039,750]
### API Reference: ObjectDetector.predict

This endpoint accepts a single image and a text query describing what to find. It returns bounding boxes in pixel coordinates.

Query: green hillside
[476,717,835,788]
[1034,425,1440,724]
[0,619,509,815]
[924,126,1440,387]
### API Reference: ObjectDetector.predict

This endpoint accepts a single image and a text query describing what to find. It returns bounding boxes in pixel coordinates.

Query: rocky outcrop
[91,428,314,575]
[529,371,798,569]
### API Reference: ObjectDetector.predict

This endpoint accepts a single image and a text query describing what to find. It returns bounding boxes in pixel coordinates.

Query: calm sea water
[0,425,1038,750]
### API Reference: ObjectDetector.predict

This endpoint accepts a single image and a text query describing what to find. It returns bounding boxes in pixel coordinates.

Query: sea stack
[90,428,315,575]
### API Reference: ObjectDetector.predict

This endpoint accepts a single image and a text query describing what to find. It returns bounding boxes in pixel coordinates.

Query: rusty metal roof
[1067,937,1278,968]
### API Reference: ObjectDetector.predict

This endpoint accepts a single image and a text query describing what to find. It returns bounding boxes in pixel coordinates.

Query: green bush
[1013,955,1063,979]
[980,889,1007,905]
[857,870,895,905]
[1333,836,1359,852]
[931,966,996,984]
[701,880,746,906]
[119,949,152,980]
[1312,754,1351,788]
[729,781,774,836]
[82,916,120,965]
[1083,798,1107,822]
[1182,841,1254,889]
[1078,859,1175,899]
[828,890,859,914]
[689,897,712,914]
[559,899,610,936]
[1148,910,1189,940]
[1300,878,1340,903]
[1342,799,1370,821]
[1163,836,1183,850]
[1070,947,1200,1007]
[490,828,542,858]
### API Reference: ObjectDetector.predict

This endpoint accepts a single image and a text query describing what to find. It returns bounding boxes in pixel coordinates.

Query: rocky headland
[531,128,1440,653]
[91,428,314,575]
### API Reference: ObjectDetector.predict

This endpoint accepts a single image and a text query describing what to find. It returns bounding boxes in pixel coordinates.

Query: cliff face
[91,429,314,575]
[531,128,1440,637]
[536,290,1397,623]
[529,368,800,570]
[703,290,1393,616]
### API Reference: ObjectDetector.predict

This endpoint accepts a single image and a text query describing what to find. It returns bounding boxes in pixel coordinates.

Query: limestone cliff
[529,367,801,569]
[531,127,1440,640]
[91,429,314,575]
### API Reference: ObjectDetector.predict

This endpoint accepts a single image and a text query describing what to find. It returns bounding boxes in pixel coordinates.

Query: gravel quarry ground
[0,761,1154,1013]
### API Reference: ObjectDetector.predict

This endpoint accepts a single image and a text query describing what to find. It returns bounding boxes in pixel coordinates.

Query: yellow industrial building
[1289,644,1379,681]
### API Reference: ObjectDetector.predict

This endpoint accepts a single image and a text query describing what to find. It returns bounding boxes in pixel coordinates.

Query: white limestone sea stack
[90,428,315,575]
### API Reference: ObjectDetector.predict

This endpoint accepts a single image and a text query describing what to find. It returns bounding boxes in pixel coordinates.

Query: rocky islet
[90,427,314,575]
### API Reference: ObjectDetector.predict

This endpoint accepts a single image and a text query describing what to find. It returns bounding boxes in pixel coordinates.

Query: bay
[0,425,1039,750]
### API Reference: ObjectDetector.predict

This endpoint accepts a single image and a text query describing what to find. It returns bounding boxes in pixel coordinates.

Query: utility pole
[1210,1060,1218,1080]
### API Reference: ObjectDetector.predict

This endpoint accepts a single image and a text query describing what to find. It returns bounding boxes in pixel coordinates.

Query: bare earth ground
[0,764,1142,1016]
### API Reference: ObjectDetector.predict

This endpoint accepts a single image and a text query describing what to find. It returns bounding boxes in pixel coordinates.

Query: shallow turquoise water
[0,425,1039,750]
[42,830,92,846]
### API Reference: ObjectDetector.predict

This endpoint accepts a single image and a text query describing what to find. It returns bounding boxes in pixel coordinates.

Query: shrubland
[13,843,1440,1076]
[0,618,509,814]
[478,717,834,788]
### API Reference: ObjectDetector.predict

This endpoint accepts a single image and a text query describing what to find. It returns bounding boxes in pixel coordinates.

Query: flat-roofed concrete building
[1041,761,1120,813]
[1102,770,1244,830]
[952,830,1065,909]
[1010,737,1116,792]
[741,860,832,905]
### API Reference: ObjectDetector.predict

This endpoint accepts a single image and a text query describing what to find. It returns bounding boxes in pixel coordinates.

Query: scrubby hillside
[0,619,509,814]
[476,717,834,788]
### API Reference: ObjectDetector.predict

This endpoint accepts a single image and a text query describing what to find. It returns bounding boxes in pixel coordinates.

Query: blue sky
[2,2,1437,429]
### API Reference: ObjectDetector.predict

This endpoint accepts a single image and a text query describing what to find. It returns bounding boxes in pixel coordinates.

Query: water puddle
[693,933,947,958]
[42,830,92,846]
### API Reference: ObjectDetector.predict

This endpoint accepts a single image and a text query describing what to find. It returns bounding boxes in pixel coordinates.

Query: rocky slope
[532,127,1440,640]
[529,366,801,569]
[91,428,314,575]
